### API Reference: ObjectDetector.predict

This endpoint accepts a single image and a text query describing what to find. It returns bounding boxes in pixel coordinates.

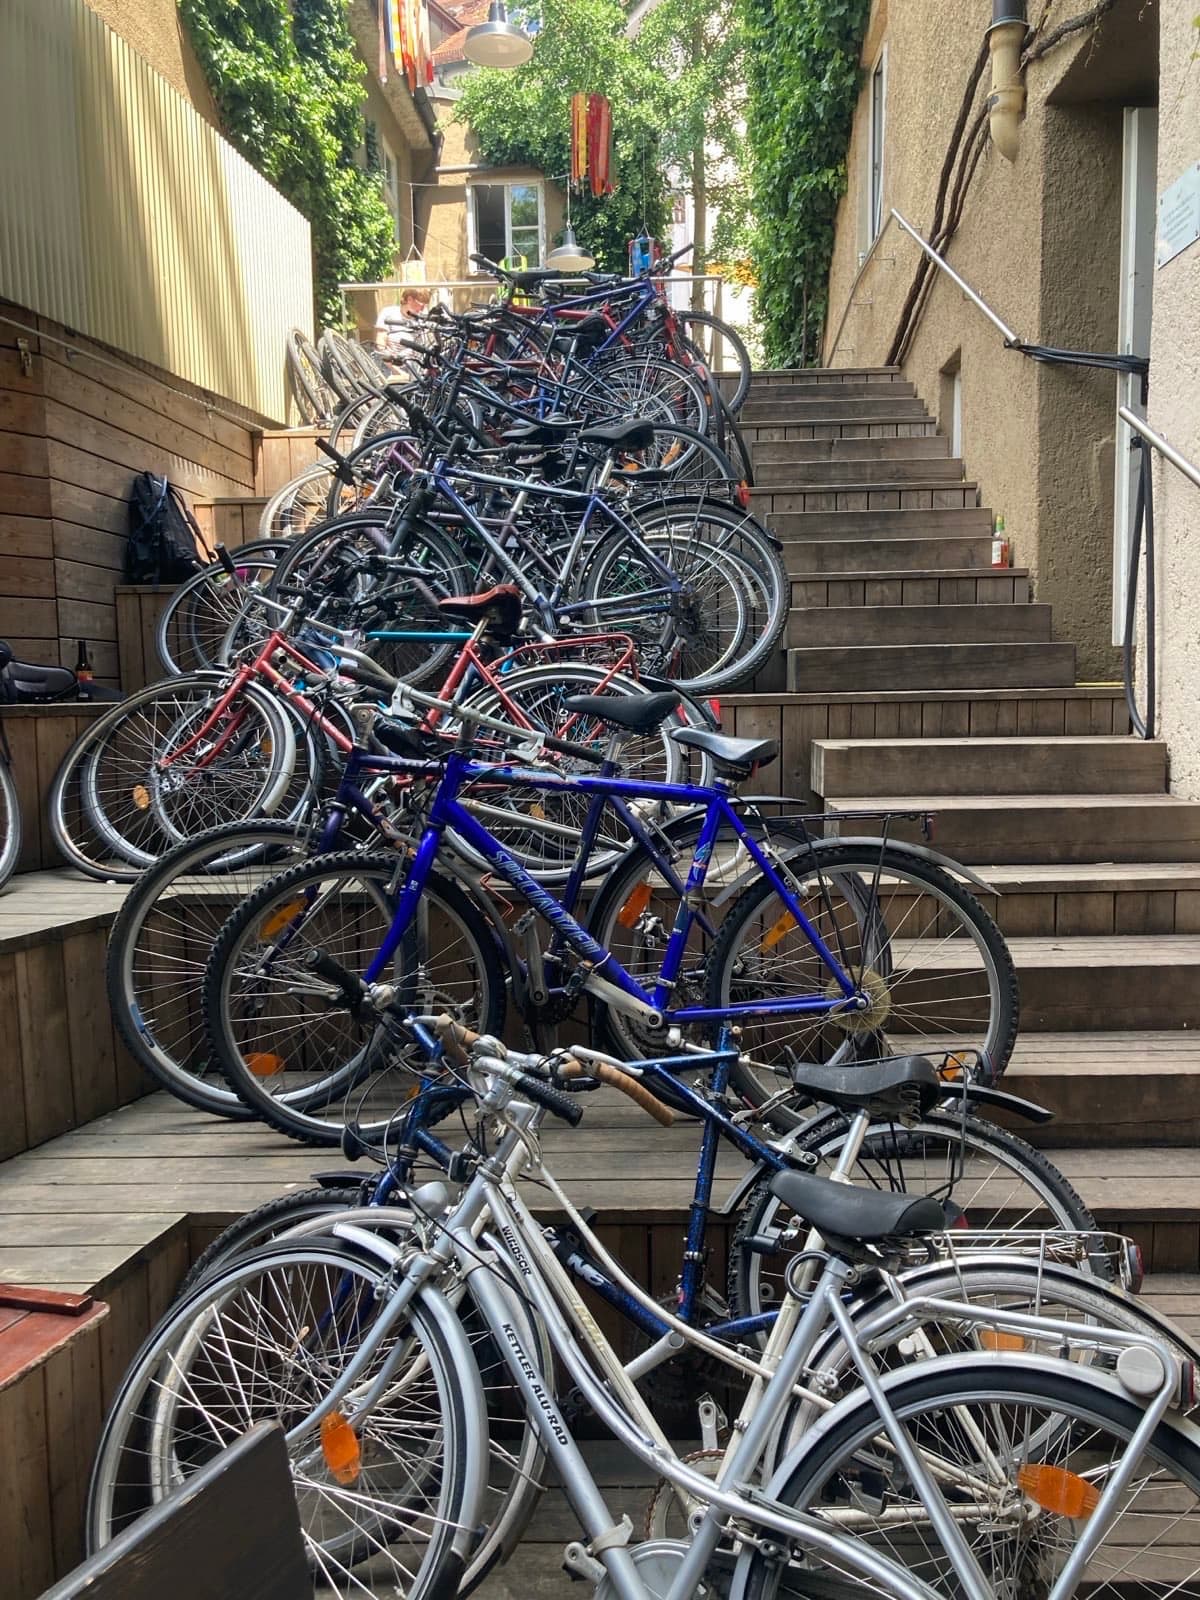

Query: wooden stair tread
[754,478,978,495]
[981,862,1200,889]
[828,791,1198,810]
[723,687,1124,705]
[818,735,1150,752]
[797,565,1031,583]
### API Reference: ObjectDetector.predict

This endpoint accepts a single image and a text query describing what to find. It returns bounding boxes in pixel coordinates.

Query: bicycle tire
[78,674,298,869]
[155,543,284,675]
[47,675,296,880]
[737,1354,1200,1600]
[323,428,422,519]
[86,1241,478,1595]
[583,351,711,435]
[286,327,335,424]
[317,328,361,404]
[105,820,316,1119]
[176,1183,373,1298]
[257,462,336,543]
[674,310,752,415]
[706,843,1019,1118]
[729,1111,1101,1326]
[0,752,21,891]
[204,850,506,1145]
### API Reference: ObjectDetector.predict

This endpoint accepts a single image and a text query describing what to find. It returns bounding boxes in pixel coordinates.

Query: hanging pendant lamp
[546,223,594,272]
[463,2,533,68]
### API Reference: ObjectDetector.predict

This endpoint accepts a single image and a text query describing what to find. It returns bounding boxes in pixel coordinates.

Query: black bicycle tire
[204,851,507,1146]
[674,310,752,415]
[706,843,1020,1120]
[176,1183,372,1298]
[286,327,334,423]
[738,1357,1200,1600]
[0,753,21,891]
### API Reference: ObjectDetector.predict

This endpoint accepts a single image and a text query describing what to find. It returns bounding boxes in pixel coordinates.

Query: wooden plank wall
[0,308,260,687]
[3,704,110,872]
[0,915,150,1162]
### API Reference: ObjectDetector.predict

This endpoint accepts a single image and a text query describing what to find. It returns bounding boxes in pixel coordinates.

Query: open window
[468,181,546,268]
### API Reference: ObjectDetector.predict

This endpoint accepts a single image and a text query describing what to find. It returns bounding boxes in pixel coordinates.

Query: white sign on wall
[1157,161,1200,267]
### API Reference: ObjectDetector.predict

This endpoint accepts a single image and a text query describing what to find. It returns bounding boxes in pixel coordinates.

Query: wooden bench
[39,1422,308,1600]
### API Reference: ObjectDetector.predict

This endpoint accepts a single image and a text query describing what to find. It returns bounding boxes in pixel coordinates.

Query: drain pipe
[987,0,1028,162]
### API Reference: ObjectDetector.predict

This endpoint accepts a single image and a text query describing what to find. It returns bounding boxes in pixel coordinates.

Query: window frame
[466,179,547,269]
[867,46,887,245]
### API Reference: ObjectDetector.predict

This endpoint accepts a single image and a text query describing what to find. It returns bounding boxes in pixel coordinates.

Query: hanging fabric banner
[416,0,434,85]
[588,94,613,197]
[570,92,589,185]
[378,0,389,84]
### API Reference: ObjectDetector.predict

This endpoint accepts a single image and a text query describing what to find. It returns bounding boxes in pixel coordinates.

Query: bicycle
[202,689,1018,1144]
[88,1022,1200,1600]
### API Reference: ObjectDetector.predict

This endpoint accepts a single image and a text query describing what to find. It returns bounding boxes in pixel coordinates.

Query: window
[380,140,402,244]
[868,49,886,243]
[468,182,545,268]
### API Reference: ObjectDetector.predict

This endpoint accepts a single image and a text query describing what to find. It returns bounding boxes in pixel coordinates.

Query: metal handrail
[824,212,897,364]
[883,208,1167,738]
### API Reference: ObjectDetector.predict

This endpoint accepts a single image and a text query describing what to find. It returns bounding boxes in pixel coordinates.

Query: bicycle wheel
[579,525,750,692]
[287,328,336,424]
[453,662,690,883]
[81,675,298,866]
[317,328,361,405]
[629,500,788,690]
[155,543,283,675]
[106,820,317,1119]
[324,429,422,519]
[258,463,337,542]
[0,752,21,891]
[205,851,506,1145]
[738,1354,1200,1600]
[584,351,711,434]
[674,311,752,415]
[175,1214,552,1598]
[86,1242,477,1596]
[48,676,296,880]
[729,1112,1101,1325]
[706,843,1019,1116]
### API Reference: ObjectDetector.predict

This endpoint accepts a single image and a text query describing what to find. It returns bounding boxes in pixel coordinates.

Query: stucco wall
[824,0,1145,679]
[1145,1,1200,795]
[82,0,221,126]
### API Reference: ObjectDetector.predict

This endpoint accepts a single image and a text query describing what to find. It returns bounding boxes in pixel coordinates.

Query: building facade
[822,0,1186,711]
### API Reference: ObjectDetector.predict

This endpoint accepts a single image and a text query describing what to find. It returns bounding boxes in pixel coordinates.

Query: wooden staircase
[729,363,1200,1155]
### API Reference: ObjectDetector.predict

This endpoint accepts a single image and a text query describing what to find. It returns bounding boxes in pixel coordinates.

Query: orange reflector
[246,1052,285,1079]
[762,911,797,950]
[1017,1463,1100,1519]
[529,803,546,821]
[132,784,150,811]
[321,1412,361,1485]
[980,1330,1026,1352]
[617,881,653,928]
[941,1051,969,1081]
[259,899,305,940]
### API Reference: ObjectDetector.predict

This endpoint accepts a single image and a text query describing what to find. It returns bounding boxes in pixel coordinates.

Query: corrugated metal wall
[0,0,313,421]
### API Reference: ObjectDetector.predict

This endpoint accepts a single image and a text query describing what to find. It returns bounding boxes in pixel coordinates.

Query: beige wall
[420,106,564,284]
[82,0,221,125]
[1144,0,1200,795]
[824,0,1149,679]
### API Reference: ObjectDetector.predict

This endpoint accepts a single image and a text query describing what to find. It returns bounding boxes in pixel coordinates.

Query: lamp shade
[546,225,594,272]
[463,2,533,68]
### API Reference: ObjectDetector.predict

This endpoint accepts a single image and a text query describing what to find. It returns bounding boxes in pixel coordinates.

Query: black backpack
[126,473,208,584]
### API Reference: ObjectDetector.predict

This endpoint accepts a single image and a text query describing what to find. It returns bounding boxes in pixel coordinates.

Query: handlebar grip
[215,544,237,578]
[541,734,608,767]
[512,1072,584,1126]
[435,1014,481,1063]
[558,1059,674,1127]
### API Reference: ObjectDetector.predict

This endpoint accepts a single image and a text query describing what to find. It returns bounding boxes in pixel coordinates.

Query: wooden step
[770,508,993,540]
[1000,1034,1200,1146]
[754,456,965,486]
[787,542,1007,580]
[788,603,1052,648]
[752,483,980,516]
[980,863,1200,936]
[786,641,1076,692]
[741,395,931,421]
[792,570,1031,607]
[747,366,904,384]
[747,380,916,405]
[825,792,1200,863]
[740,417,938,443]
[813,735,1166,796]
[752,435,951,464]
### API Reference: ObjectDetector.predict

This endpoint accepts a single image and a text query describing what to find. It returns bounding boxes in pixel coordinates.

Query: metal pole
[890,208,1021,346]
[1118,404,1200,492]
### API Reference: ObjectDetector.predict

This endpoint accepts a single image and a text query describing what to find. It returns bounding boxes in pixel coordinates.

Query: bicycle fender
[714,1135,814,1217]
[951,1082,1055,1125]
[826,835,1000,898]
[638,671,721,730]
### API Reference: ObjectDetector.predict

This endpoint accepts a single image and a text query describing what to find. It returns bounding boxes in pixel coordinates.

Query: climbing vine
[741,0,870,367]
[179,0,395,326]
